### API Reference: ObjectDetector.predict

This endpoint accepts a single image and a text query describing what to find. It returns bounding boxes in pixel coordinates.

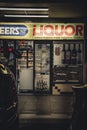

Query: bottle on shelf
[66,44,71,64]
[38,80,40,89]
[77,44,82,64]
[55,46,60,56]
[71,44,77,64]
[61,44,66,64]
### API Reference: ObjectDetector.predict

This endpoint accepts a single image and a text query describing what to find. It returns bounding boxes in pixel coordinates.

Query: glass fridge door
[35,42,50,93]
[16,41,34,93]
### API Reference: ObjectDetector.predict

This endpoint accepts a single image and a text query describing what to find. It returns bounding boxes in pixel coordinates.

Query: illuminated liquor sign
[33,23,84,39]
[0,23,84,40]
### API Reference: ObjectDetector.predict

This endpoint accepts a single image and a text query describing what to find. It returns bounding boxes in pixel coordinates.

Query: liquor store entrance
[17,40,53,94]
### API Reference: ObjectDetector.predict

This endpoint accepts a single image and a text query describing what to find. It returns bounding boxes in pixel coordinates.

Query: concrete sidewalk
[19,113,71,129]
[18,95,73,129]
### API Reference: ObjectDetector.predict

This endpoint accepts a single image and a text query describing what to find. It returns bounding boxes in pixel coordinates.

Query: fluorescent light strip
[4,14,49,18]
[0,7,49,11]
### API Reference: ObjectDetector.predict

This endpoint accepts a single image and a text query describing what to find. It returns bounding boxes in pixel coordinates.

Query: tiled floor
[18,95,73,130]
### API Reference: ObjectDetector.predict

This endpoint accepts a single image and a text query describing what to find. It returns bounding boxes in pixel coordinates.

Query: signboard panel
[33,23,84,40]
[0,23,32,39]
[0,22,84,40]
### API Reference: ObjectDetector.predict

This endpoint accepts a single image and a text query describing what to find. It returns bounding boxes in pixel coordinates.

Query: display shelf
[53,42,83,86]
[34,43,50,93]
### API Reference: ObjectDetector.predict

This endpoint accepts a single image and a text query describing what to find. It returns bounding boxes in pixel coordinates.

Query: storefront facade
[0,22,85,95]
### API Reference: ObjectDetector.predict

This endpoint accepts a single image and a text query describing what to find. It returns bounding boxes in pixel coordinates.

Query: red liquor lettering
[44,25,54,36]
[55,25,64,36]
[65,25,75,36]
[33,24,84,37]
[76,25,83,36]
[33,25,43,36]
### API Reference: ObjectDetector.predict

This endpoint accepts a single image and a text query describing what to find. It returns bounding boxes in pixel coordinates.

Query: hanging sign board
[0,22,84,40]
[33,23,84,39]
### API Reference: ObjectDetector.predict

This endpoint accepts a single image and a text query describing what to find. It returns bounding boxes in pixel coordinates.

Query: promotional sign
[0,23,31,39]
[0,22,84,40]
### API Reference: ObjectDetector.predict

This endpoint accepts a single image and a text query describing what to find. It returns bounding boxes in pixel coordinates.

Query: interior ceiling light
[4,14,49,18]
[0,7,49,11]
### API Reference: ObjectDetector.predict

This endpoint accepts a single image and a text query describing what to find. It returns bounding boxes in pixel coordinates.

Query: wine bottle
[55,46,60,56]
[61,44,66,64]
[77,44,82,64]
[71,44,77,64]
[66,44,71,64]
[36,80,39,89]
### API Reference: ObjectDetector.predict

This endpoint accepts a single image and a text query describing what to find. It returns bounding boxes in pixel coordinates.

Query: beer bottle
[61,44,66,64]
[71,44,77,64]
[66,44,71,64]
[77,44,82,64]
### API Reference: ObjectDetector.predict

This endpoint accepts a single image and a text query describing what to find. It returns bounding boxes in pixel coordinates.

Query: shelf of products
[17,41,34,93]
[53,42,83,84]
[53,65,83,83]
[35,43,50,92]
[17,41,33,68]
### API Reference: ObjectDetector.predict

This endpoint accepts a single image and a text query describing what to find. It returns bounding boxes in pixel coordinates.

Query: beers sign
[0,23,84,39]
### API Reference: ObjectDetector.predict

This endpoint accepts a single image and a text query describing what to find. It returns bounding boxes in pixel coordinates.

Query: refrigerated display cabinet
[34,42,51,93]
[17,41,34,93]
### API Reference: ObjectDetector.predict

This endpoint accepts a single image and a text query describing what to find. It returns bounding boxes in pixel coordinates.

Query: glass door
[34,41,50,93]
[16,40,34,93]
